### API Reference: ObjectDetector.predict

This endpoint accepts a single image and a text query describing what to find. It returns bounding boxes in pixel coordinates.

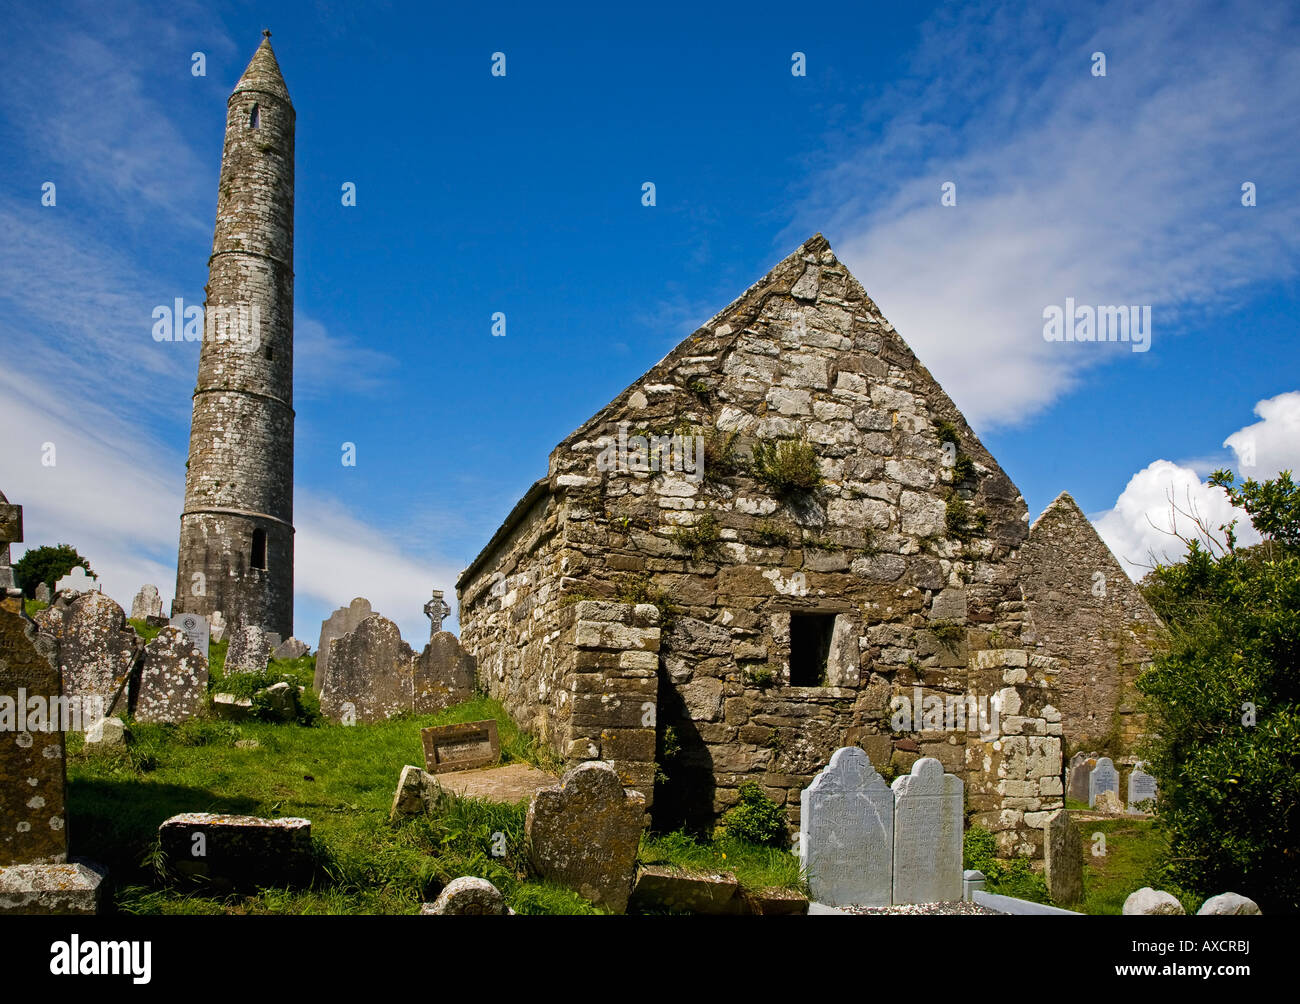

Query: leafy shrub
[719,782,787,847]
[963,825,1050,904]
[751,439,822,495]
[12,543,91,598]
[672,512,721,560]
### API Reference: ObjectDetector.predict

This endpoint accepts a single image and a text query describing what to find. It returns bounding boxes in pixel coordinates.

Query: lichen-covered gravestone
[130,584,163,620]
[420,876,509,915]
[1126,763,1157,813]
[313,596,373,693]
[34,591,141,721]
[34,582,51,604]
[135,627,208,724]
[225,623,271,673]
[892,757,963,904]
[1067,752,1095,804]
[158,813,312,890]
[0,600,106,913]
[412,631,475,713]
[1088,757,1119,808]
[799,746,894,908]
[526,761,646,913]
[319,614,415,724]
[1043,808,1083,904]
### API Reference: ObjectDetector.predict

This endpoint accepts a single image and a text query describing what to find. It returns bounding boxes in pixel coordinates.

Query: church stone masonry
[457,233,1163,861]
[174,33,295,639]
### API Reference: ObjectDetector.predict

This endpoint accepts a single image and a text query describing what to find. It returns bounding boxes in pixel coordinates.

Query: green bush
[751,439,822,495]
[963,825,1050,904]
[672,512,721,560]
[12,543,91,598]
[719,782,787,847]
[1136,470,1300,912]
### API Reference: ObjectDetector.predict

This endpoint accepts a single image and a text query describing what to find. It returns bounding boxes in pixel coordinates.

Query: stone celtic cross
[424,589,451,637]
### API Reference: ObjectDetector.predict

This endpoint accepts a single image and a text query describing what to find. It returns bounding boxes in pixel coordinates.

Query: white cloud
[1093,390,1300,578]
[789,0,1300,428]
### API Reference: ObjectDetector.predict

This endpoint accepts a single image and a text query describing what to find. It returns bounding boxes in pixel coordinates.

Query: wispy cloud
[787,0,1300,428]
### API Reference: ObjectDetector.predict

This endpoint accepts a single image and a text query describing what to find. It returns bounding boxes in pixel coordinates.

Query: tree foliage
[1137,470,1300,911]
[12,543,92,598]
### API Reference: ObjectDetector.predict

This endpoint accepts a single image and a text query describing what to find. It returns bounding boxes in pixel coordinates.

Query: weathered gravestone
[892,757,963,904]
[1127,763,1157,813]
[1067,752,1096,804]
[135,626,208,724]
[34,583,51,605]
[390,764,442,820]
[169,612,210,659]
[272,636,309,660]
[158,813,312,890]
[54,566,98,594]
[798,746,894,908]
[130,584,163,620]
[208,609,227,643]
[34,591,141,721]
[313,597,373,693]
[225,623,271,673]
[527,761,646,913]
[422,719,500,774]
[424,589,452,639]
[1088,756,1119,808]
[0,599,107,914]
[1043,808,1083,904]
[420,876,509,915]
[413,631,476,713]
[0,493,21,592]
[319,614,414,724]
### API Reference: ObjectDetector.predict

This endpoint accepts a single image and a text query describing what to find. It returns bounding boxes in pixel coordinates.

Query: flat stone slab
[630,866,742,914]
[0,860,106,915]
[432,763,556,804]
[422,719,500,774]
[158,813,312,889]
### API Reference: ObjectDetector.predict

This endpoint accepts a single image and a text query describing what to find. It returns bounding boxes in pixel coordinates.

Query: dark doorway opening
[789,613,835,686]
[251,527,267,570]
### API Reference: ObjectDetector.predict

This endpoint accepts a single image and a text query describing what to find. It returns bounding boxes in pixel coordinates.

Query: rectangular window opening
[251,527,267,570]
[789,613,836,686]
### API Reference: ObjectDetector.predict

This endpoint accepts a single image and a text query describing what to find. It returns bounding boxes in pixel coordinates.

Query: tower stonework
[175,33,294,639]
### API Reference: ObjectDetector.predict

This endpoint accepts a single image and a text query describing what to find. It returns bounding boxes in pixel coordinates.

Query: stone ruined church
[457,234,1164,859]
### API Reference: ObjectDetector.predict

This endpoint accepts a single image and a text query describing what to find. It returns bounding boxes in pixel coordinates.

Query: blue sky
[2,0,1298,643]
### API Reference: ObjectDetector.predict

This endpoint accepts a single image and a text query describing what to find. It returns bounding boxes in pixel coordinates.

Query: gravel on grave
[846,900,1005,915]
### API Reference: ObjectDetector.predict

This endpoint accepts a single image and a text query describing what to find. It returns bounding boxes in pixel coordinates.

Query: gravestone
[391,764,441,820]
[798,746,894,908]
[135,626,208,724]
[313,597,373,693]
[158,813,312,890]
[1127,763,1157,813]
[1067,752,1096,804]
[526,761,646,913]
[319,614,414,724]
[169,612,210,659]
[1088,756,1119,808]
[412,631,476,713]
[892,757,963,904]
[1043,808,1083,904]
[130,584,163,620]
[421,719,500,773]
[208,610,227,643]
[0,495,21,592]
[0,599,107,914]
[272,636,308,660]
[424,589,452,639]
[34,591,141,721]
[226,623,271,673]
[34,583,51,605]
[421,876,509,915]
[54,566,98,595]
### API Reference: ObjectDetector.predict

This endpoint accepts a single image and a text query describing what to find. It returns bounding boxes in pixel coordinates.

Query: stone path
[432,762,557,803]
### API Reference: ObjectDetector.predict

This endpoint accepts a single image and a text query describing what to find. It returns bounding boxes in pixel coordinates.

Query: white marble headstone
[799,746,894,908]
[170,612,210,658]
[1127,763,1157,812]
[1088,757,1119,808]
[892,757,963,904]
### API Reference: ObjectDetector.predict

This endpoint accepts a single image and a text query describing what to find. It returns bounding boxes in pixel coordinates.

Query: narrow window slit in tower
[264,345,273,360]
[249,103,260,129]
[251,528,267,570]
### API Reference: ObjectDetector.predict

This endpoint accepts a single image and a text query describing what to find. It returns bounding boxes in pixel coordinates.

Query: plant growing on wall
[751,438,822,495]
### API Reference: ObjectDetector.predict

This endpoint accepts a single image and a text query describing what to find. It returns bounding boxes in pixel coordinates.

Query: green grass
[637,830,805,899]
[127,617,165,645]
[1077,816,1200,915]
[67,695,582,914]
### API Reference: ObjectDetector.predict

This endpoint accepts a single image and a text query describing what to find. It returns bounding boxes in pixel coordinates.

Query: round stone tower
[174,32,294,639]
